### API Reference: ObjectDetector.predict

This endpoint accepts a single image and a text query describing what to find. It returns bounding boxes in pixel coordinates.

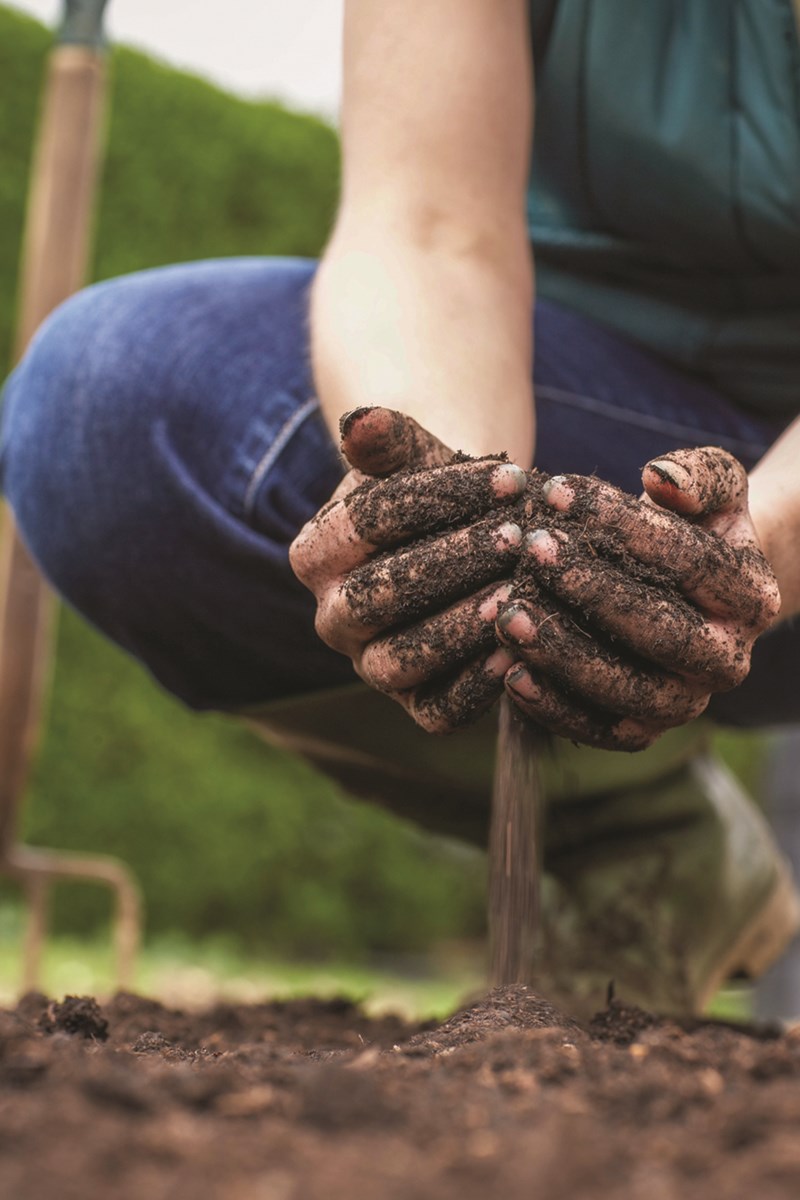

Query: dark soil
[3,985,800,1200]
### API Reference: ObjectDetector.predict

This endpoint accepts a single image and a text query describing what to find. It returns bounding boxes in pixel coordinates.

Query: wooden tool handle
[14,45,108,354]
[0,26,108,851]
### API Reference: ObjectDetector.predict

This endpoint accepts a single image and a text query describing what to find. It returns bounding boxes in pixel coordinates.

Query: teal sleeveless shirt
[528,1,800,414]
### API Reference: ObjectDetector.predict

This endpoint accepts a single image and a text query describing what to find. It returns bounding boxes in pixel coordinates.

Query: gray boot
[541,747,800,1015]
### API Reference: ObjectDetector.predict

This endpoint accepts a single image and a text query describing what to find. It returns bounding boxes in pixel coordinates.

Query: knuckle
[760,578,782,626]
[359,646,404,692]
[717,650,751,689]
[408,703,450,735]
[657,693,710,728]
[663,684,709,724]
[288,526,313,580]
[313,602,335,648]
[314,594,353,653]
[611,724,657,752]
[687,694,711,720]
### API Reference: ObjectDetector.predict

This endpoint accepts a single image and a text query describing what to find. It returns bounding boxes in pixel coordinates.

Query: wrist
[749,480,800,623]
[312,231,535,466]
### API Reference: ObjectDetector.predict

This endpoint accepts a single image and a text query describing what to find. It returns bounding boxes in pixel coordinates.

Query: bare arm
[293,1,798,747]
[312,0,535,464]
[291,1,537,732]
[749,416,800,622]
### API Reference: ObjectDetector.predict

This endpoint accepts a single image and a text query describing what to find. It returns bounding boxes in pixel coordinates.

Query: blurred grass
[0,903,483,1020]
[0,901,751,1024]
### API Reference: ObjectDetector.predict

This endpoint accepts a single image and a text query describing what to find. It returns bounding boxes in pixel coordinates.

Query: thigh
[1,257,355,710]
[534,298,787,487]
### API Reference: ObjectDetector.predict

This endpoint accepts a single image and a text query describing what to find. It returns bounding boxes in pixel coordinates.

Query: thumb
[339,407,454,476]
[642,447,752,542]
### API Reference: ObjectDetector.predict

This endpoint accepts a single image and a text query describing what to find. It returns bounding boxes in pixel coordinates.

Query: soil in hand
[3,986,800,1200]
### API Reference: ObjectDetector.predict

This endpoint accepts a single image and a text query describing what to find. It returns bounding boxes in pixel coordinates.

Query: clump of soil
[37,994,109,1040]
[3,986,800,1200]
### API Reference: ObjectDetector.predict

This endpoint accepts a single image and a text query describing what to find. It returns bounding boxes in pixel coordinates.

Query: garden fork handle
[0,0,110,852]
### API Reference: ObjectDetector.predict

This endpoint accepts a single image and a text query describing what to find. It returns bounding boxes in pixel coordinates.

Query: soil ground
[3,987,800,1199]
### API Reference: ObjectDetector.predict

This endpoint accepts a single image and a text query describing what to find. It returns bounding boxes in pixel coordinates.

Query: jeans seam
[535,383,772,458]
[242,395,320,519]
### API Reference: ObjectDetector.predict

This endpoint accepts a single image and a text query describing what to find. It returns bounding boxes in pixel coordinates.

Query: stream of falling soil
[488,697,543,985]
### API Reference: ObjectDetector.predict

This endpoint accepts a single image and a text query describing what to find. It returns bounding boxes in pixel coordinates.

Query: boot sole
[697,856,800,1012]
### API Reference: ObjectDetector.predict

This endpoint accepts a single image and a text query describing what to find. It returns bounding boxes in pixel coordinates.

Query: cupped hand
[496,447,780,751]
[289,407,527,731]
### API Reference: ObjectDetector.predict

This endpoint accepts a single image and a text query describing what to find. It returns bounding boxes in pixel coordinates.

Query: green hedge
[0,4,487,955]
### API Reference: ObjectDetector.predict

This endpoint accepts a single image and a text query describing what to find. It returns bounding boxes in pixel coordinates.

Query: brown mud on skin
[5,989,800,1200]
[517,543,702,663]
[341,457,547,638]
[646,446,742,515]
[407,650,509,731]
[513,529,752,693]
[498,588,704,724]
[340,407,453,474]
[369,582,503,686]
[343,514,520,629]
[326,450,764,748]
[344,458,516,546]
[548,474,776,629]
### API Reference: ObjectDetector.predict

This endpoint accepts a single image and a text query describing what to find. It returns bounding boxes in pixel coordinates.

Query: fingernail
[646,459,690,490]
[339,407,372,438]
[491,462,527,497]
[523,529,560,561]
[497,604,535,642]
[542,475,575,508]
[495,521,523,549]
[497,603,522,631]
[505,665,530,690]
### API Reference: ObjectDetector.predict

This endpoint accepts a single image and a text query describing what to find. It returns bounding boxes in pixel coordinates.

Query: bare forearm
[312,0,535,466]
[749,416,800,621]
[312,225,535,466]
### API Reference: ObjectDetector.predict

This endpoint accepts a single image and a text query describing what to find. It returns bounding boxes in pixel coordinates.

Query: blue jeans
[0,257,795,726]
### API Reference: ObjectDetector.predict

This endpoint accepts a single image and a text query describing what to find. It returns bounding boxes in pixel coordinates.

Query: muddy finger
[345,459,526,546]
[497,597,709,725]
[396,647,516,734]
[335,516,521,629]
[542,475,776,625]
[360,582,513,692]
[292,461,525,587]
[504,666,658,751]
[521,529,751,690]
[340,406,453,474]
[641,446,748,520]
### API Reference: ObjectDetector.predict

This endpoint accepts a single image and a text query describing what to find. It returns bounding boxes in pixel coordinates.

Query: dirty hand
[496,448,781,751]
[289,406,527,731]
